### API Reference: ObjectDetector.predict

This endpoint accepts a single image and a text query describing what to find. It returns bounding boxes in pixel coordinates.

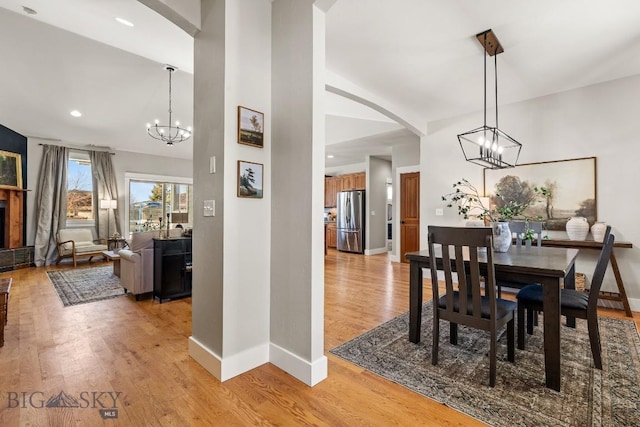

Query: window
[67,151,94,223]
[126,174,193,237]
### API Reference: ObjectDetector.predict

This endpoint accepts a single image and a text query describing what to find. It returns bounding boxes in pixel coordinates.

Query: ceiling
[1,0,640,166]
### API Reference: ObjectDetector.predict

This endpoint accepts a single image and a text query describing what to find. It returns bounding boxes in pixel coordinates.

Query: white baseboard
[188,336,222,380]
[270,343,328,386]
[389,253,400,263]
[628,297,640,313]
[365,247,388,256]
[189,336,269,382]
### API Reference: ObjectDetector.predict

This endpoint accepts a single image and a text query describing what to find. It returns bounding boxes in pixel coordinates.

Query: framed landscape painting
[0,150,22,188]
[237,106,264,148]
[237,160,263,199]
[483,157,596,230]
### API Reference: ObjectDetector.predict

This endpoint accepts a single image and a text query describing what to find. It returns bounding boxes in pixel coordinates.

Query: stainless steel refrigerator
[336,190,365,253]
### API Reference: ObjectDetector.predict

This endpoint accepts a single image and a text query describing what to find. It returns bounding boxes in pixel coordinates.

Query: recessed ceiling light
[327,154,334,159]
[70,110,82,117]
[115,17,134,27]
[22,6,37,15]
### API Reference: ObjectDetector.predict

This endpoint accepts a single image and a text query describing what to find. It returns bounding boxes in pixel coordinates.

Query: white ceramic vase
[566,216,589,241]
[591,222,607,242]
[491,222,512,252]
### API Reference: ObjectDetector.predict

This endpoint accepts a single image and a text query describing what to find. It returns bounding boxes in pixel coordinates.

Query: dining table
[405,245,579,391]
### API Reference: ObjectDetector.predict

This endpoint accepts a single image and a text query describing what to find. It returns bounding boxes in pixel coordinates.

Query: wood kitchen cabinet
[325,172,366,207]
[324,176,339,207]
[340,172,365,191]
[326,223,337,248]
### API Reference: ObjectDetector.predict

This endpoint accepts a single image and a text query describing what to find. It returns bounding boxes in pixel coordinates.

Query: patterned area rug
[330,301,640,426]
[47,266,125,307]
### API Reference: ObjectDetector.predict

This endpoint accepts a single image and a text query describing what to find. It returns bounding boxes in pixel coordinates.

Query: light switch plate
[209,156,216,174]
[204,200,215,217]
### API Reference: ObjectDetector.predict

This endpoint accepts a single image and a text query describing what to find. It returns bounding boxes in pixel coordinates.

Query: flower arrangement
[441,178,550,223]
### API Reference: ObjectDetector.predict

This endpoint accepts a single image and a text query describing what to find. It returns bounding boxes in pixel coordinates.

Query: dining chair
[428,226,516,387]
[496,220,543,298]
[516,232,615,369]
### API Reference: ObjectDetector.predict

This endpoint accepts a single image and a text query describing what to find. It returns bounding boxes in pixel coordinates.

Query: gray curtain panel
[34,145,69,266]
[90,150,120,239]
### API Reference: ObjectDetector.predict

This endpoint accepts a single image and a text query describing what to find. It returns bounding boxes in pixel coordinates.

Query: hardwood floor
[0,251,637,426]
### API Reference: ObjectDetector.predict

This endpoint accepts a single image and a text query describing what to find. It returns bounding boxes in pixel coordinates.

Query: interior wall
[324,162,365,176]
[365,156,391,253]
[270,0,327,386]
[190,0,272,382]
[422,74,640,308]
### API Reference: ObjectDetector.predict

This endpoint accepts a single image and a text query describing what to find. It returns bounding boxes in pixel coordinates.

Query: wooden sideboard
[541,238,633,317]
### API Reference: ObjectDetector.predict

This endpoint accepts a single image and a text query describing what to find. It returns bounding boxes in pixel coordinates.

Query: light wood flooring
[0,250,637,426]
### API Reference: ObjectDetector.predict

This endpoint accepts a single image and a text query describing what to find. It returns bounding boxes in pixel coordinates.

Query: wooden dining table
[405,245,579,391]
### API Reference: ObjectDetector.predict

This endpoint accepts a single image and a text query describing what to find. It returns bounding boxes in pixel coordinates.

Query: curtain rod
[37,143,115,155]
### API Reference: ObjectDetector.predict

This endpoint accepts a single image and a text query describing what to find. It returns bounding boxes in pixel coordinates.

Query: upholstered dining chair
[516,232,615,369]
[428,226,516,387]
[496,220,543,298]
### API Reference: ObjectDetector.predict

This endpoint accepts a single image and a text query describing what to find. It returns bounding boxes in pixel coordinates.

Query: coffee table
[101,250,121,277]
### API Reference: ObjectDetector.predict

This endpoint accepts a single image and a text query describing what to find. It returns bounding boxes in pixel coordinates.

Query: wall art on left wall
[0,150,22,188]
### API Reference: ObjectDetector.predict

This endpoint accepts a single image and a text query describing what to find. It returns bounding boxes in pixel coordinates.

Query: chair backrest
[509,220,542,247]
[428,226,496,322]
[587,233,615,314]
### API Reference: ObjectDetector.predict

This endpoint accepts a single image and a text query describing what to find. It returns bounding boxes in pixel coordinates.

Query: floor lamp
[100,199,117,239]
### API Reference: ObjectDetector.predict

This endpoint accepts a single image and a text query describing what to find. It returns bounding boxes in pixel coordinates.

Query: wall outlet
[435,208,444,216]
[371,211,375,216]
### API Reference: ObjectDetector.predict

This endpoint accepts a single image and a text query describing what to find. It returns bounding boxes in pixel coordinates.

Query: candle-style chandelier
[457,29,521,169]
[146,65,192,146]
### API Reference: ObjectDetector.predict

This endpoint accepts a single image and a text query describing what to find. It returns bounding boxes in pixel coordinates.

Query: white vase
[491,222,512,253]
[591,222,607,242]
[566,216,589,241]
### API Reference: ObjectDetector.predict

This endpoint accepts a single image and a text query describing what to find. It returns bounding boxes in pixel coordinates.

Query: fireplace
[0,188,24,249]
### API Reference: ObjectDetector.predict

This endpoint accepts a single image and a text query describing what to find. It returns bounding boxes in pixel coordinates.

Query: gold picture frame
[0,150,22,189]
[237,106,264,148]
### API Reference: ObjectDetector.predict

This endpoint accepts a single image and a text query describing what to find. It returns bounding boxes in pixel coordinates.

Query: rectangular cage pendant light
[457,29,522,169]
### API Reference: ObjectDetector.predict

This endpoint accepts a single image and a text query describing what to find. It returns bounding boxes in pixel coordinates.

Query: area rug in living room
[47,266,125,307]
[330,301,640,427]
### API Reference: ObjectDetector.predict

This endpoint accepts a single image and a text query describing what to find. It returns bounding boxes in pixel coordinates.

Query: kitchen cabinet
[324,176,339,208]
[153,237,192,303]
[353,172,366,190]
[340,172,365,191]
[326,223,337,248]
[325,172,366,207]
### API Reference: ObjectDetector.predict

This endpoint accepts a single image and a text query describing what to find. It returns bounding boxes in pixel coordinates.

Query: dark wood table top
[405,246,579,278]
[0,277,12,293]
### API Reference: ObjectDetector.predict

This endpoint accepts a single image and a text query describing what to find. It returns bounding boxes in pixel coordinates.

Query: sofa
[56,228,108,267]
[119,229,183,300]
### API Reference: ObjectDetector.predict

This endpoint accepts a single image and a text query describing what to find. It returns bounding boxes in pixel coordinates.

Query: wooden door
[400,172,420,263]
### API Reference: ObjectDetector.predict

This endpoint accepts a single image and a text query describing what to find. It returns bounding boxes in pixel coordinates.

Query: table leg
[610,251,633,317]
[542,276,561,391]
[409,262,423,343]
[565,263,576,328]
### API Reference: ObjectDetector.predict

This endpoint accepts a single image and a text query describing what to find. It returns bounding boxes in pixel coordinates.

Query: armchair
[56,228,108,267]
